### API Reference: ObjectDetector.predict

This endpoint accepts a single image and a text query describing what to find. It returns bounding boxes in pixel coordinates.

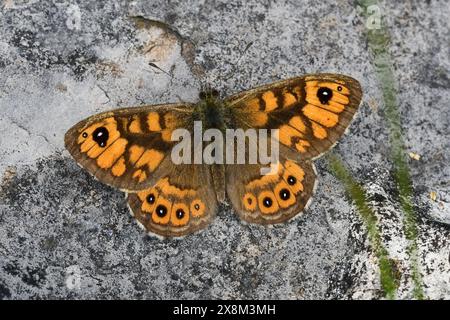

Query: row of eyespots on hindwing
[242,161,305,215]
[136,179,206,227]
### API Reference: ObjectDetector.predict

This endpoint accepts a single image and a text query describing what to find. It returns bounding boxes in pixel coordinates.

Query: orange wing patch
[274,180,296,208]
[239,97,269,127]
[243,193,257,211]
[162,112,181,142]
[147,112,162,131]
[111,156,126,177]
[129,145,145,165]
[289,116,307,133]
[246,98,260,111]
[137,188,159,213]
[152,196,172,225]
[278,125,310,153]
[262,91,278,111]
[282,88,298,108]
[302,104,339,127]
[129,116,143,133]
[190,199,206,218]
[134,149,164,171]
[132,169,147,182]
[171,203,190,226]
[81,120,121,158]
[244,88,302,112]
[96,138,128,169]
[282,160,305,194]
[158,177,196,197]
[257,191,279,215]
[146,111,182,142]
[250,112,268,127]
[278,125,302,145]
[311,121,328,140]
[246,172,279,189]
[129,148,165,182]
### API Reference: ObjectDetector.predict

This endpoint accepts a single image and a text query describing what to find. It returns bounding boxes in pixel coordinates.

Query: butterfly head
[199,88,220,101]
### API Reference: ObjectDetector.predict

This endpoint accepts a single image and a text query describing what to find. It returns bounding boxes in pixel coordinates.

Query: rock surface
[0,0,448,299]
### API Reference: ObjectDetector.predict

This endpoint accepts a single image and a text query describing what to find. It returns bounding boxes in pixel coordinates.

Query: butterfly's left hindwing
[127,164,218,238]
[64,104,193,192]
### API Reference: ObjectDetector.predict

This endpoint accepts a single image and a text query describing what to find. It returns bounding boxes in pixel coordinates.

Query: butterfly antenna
[236,41,253,67]
[148,62,172,77]
[216,41,254,85]
[147,63,190,103]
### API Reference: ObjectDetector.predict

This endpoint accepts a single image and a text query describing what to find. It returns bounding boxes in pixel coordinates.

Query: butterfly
[65,74,362,238]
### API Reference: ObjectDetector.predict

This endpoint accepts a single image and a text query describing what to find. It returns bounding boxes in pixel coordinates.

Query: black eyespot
[176,209,185,220]
[155,205,167,217]
[92,127,109,147]
[199,91,206,100]
[194,204,200,210]
[263,197,273,208]
[279,188,290,200]
[82,132,88,138]
[247,198,253,204]
[146,194,155,204]
[287,175,297,185]
[317,87,333,104]
[337,86,343,92]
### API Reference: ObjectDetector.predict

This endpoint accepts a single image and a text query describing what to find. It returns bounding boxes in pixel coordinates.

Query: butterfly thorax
[193,93,231,132]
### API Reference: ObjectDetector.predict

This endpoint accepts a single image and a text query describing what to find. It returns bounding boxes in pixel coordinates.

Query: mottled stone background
[0,0,449,299]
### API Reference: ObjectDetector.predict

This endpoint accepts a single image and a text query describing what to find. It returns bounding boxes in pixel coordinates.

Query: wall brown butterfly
[65,74,362,238]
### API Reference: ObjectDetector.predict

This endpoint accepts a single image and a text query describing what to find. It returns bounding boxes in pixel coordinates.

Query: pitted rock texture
[0,0,449,299]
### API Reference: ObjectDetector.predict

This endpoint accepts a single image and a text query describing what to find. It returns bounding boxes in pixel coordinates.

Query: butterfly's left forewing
[64,103,193,192]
